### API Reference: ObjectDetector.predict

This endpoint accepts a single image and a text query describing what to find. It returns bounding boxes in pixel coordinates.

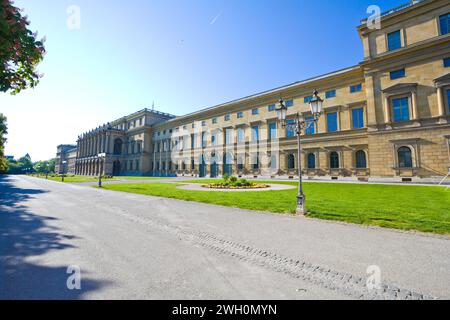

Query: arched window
[287,154,295,170]
[307,153,316,169]
[330,152,339,169]
[398,147,413,168]
[113,138,122,155]
[355,150,367,169]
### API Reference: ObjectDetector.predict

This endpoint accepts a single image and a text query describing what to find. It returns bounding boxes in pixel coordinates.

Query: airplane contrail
[210,11,222,25]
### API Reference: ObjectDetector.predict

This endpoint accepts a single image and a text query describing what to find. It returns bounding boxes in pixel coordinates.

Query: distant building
[55,144,77,174]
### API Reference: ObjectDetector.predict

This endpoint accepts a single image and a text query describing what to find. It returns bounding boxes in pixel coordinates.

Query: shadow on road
[0,175,108,299]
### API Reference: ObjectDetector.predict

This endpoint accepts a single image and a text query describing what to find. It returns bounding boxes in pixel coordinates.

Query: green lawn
[101,181,450,235]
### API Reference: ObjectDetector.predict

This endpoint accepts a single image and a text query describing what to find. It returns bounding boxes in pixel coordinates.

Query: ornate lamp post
[276,90,323,215]
[98,153,106,187]
[61,161,67,182]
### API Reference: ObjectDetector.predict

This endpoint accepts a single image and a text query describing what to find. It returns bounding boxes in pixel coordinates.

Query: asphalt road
[0,175,449,300]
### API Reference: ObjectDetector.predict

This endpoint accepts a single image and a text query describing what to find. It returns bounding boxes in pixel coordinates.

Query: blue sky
[0,0,406,160]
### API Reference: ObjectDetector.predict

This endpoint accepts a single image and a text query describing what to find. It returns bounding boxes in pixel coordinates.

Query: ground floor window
[307,153,316,169]
[355,150,367,169]
[330,152,339,169]
[398,146,413,168]
[287,154,295,169]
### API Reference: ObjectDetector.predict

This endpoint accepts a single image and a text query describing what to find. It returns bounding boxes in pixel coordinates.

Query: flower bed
[201,175,269,190]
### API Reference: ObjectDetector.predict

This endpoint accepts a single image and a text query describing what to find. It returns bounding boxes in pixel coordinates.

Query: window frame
[444,57,450,68]
[307,153,316,169]
[325,90,336,99]
[355,150,367,169]
[268,122,277,140]
[251,108,259,115]
[326,112,339,133]
[387,30,402,51]
[350,84,362,93]
[351,107,365,129]
[397,146,413,168]
[391,95,411,123]
[329,152,340,169]
[439,13,450,36]
[390,68,406,80]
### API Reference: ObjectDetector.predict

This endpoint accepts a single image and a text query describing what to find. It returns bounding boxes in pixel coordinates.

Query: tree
[33,158,55,174]
[0,113,7,173]
[1,0,46,94]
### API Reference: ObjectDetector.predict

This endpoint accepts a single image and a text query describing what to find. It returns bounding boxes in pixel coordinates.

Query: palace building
[56,0,450,183]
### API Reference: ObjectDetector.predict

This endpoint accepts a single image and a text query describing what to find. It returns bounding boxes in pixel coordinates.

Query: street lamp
[61,161,67,182]
[276,90,323,215]
[98,153,106,187]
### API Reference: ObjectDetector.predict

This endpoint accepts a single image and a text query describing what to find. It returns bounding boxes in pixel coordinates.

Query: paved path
[0,175,449,300]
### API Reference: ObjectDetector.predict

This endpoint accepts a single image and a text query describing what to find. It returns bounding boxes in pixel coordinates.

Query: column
[383,95,391,123]
[437,86,445,117]
[411,90,418,120]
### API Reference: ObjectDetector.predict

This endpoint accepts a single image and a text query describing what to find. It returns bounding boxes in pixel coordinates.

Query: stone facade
[57,0,450,183]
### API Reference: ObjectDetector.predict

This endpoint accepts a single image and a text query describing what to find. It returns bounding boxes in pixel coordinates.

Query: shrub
[229,176,238,183]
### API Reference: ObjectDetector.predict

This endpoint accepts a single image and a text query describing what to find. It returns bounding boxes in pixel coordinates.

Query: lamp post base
[296,194,307,216]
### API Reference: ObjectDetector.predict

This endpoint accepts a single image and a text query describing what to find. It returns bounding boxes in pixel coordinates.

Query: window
[286,119,296,137]
[191,158,195,170]
[252,154,259,169]
[237,111,244,119]
[191,134,196,149]
[237,128,245,143]
[237,156,244,170]
[285,99,294,107]
[355,150,367,169]
[447,89,450,112]
[268,104,276,112]
[192,123,196,128]
[392,97,410,122]
[224,114,231,121]
[268,122,277,140]
[398,147,413,168]
[352,108,364,129]
[201,132,207,148]
[390,68,405,80]
[135,160,140,172]
[270,155,277,169]
[350,84,362,93]
[444,57,450,68]
[202,121,206,127]
[327,112,338,133]
[304,96,313,103]
[287,154,295,170]
[439,13,450,35]
[307,153,316,169]
[251,126,259,141]
[326,90,336,99]
[252,108,259,115]
[212,118,218,124]
[225,129,232,145]
[113,139,122,155]
[211,132,217,146]
[387,30,402,51]
[330,152,339,169]
[305,117,315,135]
